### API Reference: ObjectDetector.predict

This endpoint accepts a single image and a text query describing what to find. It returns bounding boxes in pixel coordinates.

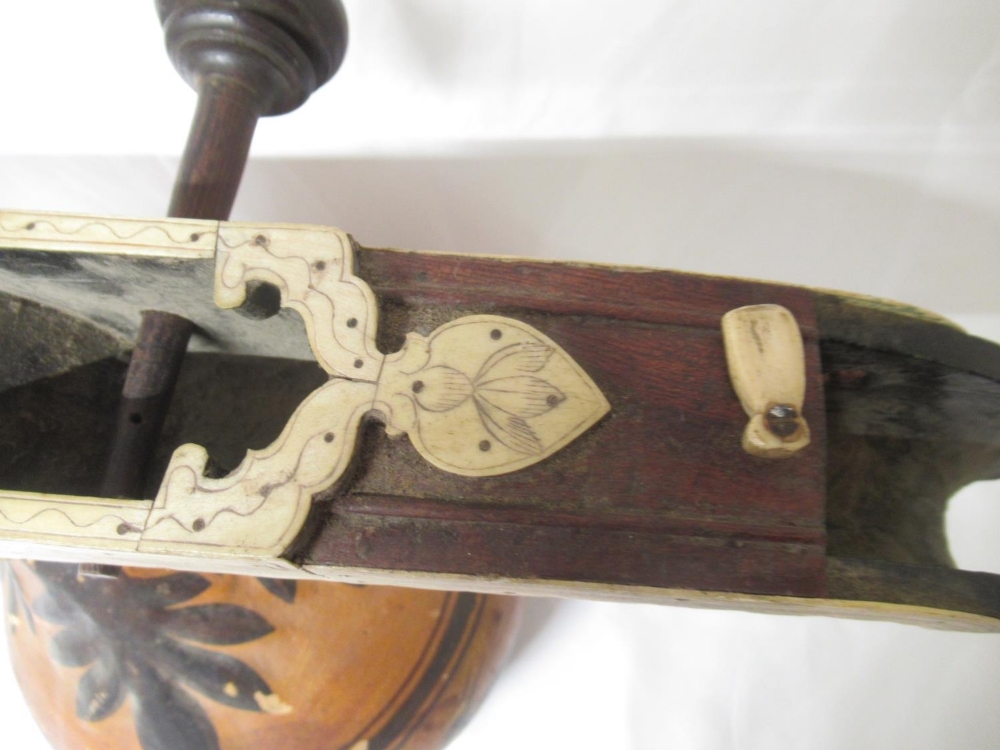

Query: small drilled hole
[314,261,326,271]
[546,394,560,406]
[129,413,143,425]
[253,234,267,246]
[490,329,502,340]
[412,380,424,393]
[479,440,491,451]
[324,432,335,443]
[192,518,206,532]
[354,358,364,369]
[25,222,35,230]
[189,232,200,242]
[346,317,358,328]
[116,523,130,536]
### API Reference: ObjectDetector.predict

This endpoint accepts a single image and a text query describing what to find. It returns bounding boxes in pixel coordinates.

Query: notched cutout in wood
[234,280,283,321]
[722,304,811,458]
[215,222,384,381]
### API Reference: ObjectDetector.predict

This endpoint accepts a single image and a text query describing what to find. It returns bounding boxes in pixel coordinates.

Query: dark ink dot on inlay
[546,394,560,406]
[192,518,206,532]
[490,329,502,340]
[412,380,424,393]
[479,440,491,452]
[354,358,364,369]
[314,261,326,271]
[25,222,35,230]
[346,317,358,328]
[324,432,335,443]
[189,233,200,242]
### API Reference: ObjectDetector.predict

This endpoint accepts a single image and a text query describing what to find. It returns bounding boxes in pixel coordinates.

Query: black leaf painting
[256,577,297,604]
[20,562,289,750]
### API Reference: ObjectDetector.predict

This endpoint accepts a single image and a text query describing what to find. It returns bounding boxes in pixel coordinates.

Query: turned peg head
[157,0,348,116]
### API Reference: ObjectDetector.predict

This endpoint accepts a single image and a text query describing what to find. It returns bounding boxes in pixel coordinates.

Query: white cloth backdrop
[1,2,999,748]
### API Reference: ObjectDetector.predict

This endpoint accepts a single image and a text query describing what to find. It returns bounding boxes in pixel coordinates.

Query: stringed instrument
[2,2,998,749]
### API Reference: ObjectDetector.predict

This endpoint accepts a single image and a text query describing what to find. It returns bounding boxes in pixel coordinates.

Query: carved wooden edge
[722,304,811,458]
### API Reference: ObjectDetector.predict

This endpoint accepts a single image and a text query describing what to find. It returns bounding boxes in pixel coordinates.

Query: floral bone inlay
[375,318,609,475]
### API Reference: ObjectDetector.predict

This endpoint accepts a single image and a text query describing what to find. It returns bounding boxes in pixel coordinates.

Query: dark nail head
[765,404,800,438]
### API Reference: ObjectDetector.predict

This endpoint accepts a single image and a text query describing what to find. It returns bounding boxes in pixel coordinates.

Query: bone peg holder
[722,304,811,459]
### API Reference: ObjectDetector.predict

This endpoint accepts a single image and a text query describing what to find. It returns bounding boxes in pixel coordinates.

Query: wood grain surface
[302,247,829,598]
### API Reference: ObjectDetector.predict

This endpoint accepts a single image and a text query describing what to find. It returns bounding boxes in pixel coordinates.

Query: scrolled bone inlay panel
[0,214,611,570]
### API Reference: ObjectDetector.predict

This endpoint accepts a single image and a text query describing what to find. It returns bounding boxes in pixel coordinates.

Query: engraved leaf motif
[474,395,543,455]
[413,366,473,412]
[384,316,610,475]
[476,375,566,418]
[475,342,553,382]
